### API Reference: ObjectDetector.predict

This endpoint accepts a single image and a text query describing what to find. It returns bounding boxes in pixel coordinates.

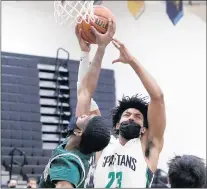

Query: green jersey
[39,139,93,188]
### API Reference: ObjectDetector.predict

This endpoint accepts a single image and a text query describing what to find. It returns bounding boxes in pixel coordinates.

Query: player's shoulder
[110,135,118,142]
[60,149,91,164]
[49,150,88,178]
[50,147,87,168]
[106,135,120,148]
[100,135,122,155]
[52,139,91,162]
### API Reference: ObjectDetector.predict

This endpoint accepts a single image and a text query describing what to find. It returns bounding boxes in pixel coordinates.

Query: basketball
[76,5,116,44]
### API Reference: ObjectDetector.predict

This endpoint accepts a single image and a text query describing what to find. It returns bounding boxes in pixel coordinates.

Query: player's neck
[119,135,142,145]
[65,135,81,150]
[118,135,129,146]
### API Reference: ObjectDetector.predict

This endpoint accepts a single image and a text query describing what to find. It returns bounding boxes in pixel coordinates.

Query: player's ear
[73,128,83,136]
[140,127,146,134]
[115,123,120,130]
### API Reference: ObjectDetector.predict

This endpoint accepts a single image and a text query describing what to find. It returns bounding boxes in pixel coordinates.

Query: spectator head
[27,177,37,188]
[168,155,206,188]
[8,179,17,188]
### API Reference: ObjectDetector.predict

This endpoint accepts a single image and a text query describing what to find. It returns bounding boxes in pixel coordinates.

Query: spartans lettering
[102,154,137,171]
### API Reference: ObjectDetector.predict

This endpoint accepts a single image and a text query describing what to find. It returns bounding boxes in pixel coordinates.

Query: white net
[54,0,95,26]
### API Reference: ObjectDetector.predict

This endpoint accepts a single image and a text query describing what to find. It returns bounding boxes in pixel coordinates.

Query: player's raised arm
[76,19,116,117]
[130,58,165,150]
[112,38,166,152]
[75,25,101,116]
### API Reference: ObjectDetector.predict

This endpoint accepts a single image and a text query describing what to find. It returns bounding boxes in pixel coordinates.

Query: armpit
[145,140,154,158]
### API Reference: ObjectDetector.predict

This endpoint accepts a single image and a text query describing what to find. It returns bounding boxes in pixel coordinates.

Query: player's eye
[123,113,130,117]
[134,114,142,120]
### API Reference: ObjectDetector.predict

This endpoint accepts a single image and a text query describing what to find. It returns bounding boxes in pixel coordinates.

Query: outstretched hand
[75,25,91,52]
[112,38,134,64]
[90,18,116,48]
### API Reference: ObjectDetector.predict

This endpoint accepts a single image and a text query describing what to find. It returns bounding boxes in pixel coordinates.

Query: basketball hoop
[54,0,95,26]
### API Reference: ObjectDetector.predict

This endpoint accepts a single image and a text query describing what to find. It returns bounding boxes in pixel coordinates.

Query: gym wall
[1,51,115,147]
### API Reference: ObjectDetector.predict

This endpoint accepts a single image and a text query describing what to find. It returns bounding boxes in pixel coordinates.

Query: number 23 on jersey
[105,172,123,188]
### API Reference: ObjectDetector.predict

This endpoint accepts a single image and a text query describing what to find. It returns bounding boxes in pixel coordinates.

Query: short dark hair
[111,94,149,128]
[79,116,111,154]
[168,155,206,188]
[151,169,168,188]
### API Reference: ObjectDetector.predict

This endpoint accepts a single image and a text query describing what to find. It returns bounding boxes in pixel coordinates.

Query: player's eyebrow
[135,113,142,117]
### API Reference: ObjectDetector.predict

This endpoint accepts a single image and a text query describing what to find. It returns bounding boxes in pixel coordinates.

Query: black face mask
[9,186,16,188]
[119,119,142,140]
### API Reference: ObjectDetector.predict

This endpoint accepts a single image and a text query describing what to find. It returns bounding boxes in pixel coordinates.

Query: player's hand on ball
[75,25,91,52]
[91,18,116,48]
[112,38,134,64]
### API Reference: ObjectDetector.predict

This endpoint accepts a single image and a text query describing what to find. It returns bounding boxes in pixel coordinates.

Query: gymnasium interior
[1,1,206,188]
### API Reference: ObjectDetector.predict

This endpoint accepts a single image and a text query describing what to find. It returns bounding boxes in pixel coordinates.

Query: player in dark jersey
[39,18,116,188]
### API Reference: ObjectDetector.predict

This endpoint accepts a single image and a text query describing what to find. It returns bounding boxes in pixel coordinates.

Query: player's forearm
[78,51,90,82]
[79,46,106,96]
[77,51,100,113]
[129,57,164,101]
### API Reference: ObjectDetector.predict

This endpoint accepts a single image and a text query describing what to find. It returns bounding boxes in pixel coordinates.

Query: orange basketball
[76,5,116,44]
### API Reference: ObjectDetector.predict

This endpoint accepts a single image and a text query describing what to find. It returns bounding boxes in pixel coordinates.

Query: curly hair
[111,94,149,128]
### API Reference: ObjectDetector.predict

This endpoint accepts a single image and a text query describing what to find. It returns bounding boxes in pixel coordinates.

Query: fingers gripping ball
[76,5,116,44]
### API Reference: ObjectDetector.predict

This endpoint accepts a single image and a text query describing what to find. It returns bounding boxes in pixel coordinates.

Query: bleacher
[1,51,116,186]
